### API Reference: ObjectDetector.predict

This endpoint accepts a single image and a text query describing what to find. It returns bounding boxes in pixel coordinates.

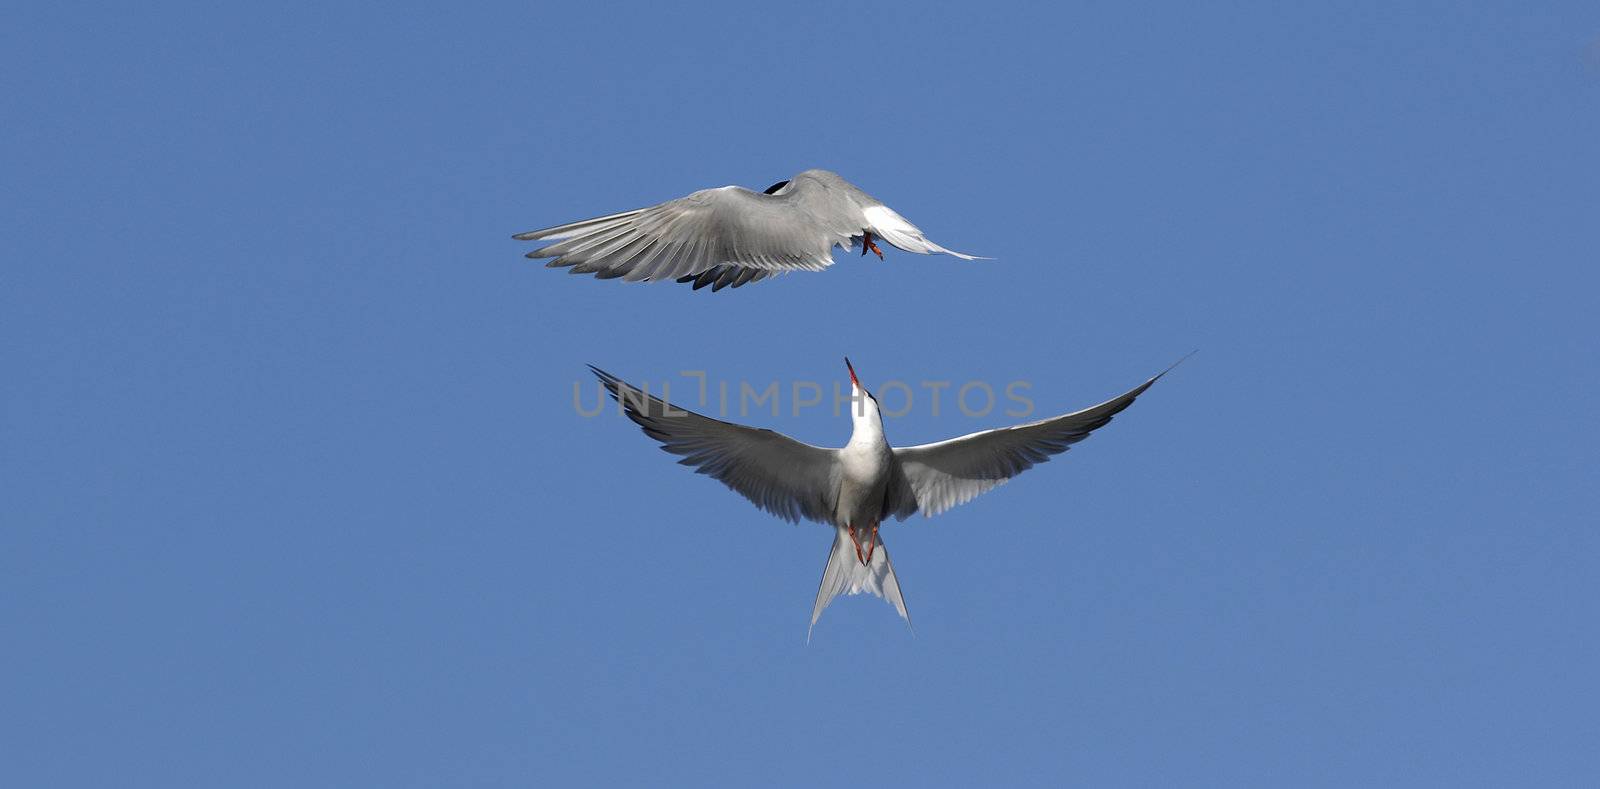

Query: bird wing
[518,183,856,289]
[881,367,1173,520]
[591,367,839,525]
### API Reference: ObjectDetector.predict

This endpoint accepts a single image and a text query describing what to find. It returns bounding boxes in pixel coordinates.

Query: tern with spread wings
[590,359,1177,639]
[518,169,985,291]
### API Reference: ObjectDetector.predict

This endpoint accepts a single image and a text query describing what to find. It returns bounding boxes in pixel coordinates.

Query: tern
[589,358,1179,639]
[517,169,986,291]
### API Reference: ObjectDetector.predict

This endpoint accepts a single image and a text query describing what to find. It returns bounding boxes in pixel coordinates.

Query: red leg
[847,525,866,565]
[861,232,885,260]
[863,523,879,564]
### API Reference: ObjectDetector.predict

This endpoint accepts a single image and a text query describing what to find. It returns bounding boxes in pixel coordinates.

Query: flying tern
[589,358,1178,639]
[517,169,986,291]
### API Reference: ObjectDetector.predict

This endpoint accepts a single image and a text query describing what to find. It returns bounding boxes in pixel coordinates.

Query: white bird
[589,358,1179,639]
[517,169,986,291]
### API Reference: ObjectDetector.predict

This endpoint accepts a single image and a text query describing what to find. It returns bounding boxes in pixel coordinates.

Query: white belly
[834,442,890,527]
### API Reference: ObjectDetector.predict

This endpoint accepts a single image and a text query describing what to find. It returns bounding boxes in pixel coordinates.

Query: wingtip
[1150,350,1199,383]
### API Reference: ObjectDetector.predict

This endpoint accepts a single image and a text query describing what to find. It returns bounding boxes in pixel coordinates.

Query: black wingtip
[1154,349,1199,381]
[1135,350,1198,394]
[1111,351,1198,403]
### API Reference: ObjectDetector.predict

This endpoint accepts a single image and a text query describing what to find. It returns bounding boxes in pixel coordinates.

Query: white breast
[835,441,890,527]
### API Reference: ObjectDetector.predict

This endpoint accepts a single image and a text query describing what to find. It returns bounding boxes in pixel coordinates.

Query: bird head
[844,357,879,421]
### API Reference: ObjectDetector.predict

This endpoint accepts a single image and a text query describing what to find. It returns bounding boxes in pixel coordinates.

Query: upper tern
[518,169,986,291]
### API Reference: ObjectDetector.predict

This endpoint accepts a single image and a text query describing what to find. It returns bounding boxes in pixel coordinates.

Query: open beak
[844,357,859,388]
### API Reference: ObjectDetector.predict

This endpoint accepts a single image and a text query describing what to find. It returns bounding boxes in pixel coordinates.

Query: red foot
[863,524,879,564]
[848,525,867,565]
[862,232,884,260]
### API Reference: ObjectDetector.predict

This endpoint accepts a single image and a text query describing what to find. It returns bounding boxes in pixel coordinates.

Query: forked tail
[861,205,990,260]
[809,526,912,642]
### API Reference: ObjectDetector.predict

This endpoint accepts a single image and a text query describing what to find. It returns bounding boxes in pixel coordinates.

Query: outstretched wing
[882,366,1174,519]
[518,182,856,290]
[591,367,840,524]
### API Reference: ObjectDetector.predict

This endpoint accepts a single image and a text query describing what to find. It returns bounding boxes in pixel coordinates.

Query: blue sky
[3,2,1598,786]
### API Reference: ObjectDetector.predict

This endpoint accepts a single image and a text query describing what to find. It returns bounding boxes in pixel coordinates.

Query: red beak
[844,357,859,388]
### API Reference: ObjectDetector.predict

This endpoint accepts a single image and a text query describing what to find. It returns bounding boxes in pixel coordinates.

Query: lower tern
[590,358,1179,639]
[518,169,985,292]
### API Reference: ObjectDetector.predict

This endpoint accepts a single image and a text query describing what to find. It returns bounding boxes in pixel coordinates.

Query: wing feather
[521,185,841,286]
[883,365,1176,519]
[591,367,839,525]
